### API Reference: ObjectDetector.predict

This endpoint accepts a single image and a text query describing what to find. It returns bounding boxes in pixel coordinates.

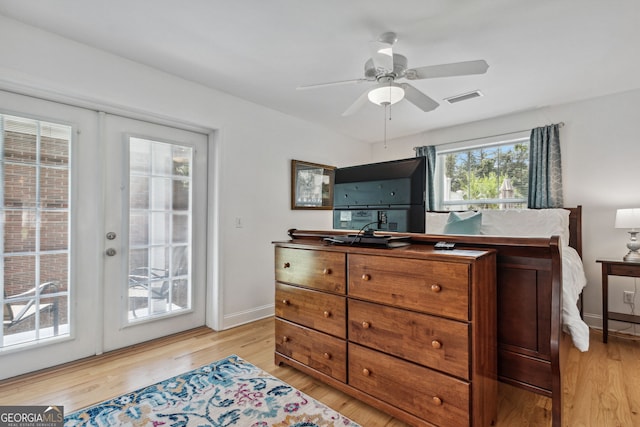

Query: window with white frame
[436,135,529,210]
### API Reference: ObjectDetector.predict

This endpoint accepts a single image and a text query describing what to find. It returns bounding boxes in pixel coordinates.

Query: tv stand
[274,239,498,426]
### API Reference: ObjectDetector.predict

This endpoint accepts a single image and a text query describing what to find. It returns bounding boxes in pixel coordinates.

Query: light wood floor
[1,317,638,426]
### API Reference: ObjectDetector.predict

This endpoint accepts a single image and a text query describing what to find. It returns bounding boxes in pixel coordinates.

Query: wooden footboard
[288,207,581,427]
[407,233,565,426]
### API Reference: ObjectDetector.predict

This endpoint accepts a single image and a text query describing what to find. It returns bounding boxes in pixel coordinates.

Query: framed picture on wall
[291,159,335,210]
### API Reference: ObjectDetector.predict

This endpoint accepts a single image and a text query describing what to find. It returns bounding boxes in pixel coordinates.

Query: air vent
[444,90,483,104]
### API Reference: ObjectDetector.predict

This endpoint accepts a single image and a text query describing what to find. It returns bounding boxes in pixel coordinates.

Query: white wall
[4,13,640,338]
[0,15,371,330]
[371,89,640,334]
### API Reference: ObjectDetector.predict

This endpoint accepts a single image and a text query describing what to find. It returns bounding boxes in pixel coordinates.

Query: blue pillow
[443,212,482,235]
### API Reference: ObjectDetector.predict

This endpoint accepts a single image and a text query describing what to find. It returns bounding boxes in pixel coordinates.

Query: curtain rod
[413,122,565,151]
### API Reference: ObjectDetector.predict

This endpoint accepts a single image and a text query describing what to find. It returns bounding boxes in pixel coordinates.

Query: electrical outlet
[623,291,635,304]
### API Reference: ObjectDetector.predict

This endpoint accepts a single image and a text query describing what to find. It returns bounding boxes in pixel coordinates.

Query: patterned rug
[64,355,360,427]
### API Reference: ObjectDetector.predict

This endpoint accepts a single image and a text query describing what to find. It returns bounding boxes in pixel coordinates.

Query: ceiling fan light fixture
[377,47,393,57]
[368,84,405,106]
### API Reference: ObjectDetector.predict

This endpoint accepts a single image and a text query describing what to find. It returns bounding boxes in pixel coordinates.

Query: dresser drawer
[348,254,470,320]
[275,247,346,294]
[349,343,470,427]
[275,318,347,382]
[276,283,346,338]
[348,299,470,379]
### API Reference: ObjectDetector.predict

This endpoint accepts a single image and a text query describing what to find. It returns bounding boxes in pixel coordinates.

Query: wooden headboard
[567,205,583,257]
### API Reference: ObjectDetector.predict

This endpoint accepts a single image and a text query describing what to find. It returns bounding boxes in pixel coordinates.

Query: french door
[0,91,209,378]
[0,91,101,378]
[101,114,207,351]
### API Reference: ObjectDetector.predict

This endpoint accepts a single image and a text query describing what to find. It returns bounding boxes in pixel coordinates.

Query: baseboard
[582,313,601,329]
[583,312,640,337]
[221,304,274,330]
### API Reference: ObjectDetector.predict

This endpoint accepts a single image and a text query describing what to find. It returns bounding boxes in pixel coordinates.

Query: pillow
[443,212,482,235]
[425,212,450,234]
[479,208,570,245]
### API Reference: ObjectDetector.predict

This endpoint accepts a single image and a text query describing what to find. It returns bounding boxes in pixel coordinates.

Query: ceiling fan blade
[369,40,394,72]
[406,60,489,80]
[399,83,439,112]
[342,89,371,116]
[296,78,369,90]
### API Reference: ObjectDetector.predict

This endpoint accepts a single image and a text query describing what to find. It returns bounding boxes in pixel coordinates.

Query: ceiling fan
[297,32,489,116]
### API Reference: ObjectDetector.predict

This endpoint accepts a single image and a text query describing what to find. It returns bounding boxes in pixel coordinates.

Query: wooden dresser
[274,240,497,427]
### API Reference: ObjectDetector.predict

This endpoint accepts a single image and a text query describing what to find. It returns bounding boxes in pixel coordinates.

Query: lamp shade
[368,84,405,106]
[615,208,640,229]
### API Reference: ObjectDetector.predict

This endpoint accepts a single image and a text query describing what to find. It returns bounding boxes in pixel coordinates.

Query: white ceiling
[1,0,639,143]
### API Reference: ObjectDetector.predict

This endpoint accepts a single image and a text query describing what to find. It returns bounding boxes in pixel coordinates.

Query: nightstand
[596,259,640,343]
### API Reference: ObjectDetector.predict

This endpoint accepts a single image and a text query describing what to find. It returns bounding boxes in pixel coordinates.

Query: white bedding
[426,208,589,351]
[562,246,589,351]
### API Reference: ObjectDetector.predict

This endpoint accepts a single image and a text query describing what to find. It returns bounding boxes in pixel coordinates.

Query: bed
[287,206,585,427]
[425,207,589,353]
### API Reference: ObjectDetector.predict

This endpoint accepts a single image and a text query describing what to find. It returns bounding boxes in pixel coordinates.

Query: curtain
[528,124,563,208]
[415,145,436,211]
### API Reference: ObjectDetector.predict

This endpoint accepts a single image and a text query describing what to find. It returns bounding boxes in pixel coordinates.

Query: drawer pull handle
[431,340,442,349]
[323,352,331,360]
[282,299,290,305]
[432,396,443,406]
[323,268,332,275]
[362,368,371,376]
[431,284,442,293]
[323,310,331,318]
[362,274,371,281]
[282,336,289,343]
[283,262,291,268]
[361,321,370,329]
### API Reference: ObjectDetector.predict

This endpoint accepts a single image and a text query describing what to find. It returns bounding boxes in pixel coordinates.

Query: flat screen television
[333,157,426,233]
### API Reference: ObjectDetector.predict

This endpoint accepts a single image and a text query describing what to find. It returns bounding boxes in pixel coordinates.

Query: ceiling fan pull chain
[384,104,388,149]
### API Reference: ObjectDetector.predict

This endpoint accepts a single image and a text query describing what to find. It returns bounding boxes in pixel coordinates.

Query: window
[437,137,529,210]
[1,114,71,347]
[127,137,192,321]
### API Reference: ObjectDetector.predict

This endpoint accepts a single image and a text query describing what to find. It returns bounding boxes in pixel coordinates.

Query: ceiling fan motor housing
[364,53,408,80]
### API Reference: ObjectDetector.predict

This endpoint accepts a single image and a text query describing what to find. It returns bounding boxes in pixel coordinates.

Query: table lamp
[615,208,640,262]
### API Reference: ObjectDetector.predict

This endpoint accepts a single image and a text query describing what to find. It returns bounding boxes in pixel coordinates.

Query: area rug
[64,354,360,427]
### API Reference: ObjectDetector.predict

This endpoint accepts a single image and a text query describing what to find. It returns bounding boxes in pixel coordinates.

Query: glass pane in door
[1,115,70,348]
[127,137,191,321]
